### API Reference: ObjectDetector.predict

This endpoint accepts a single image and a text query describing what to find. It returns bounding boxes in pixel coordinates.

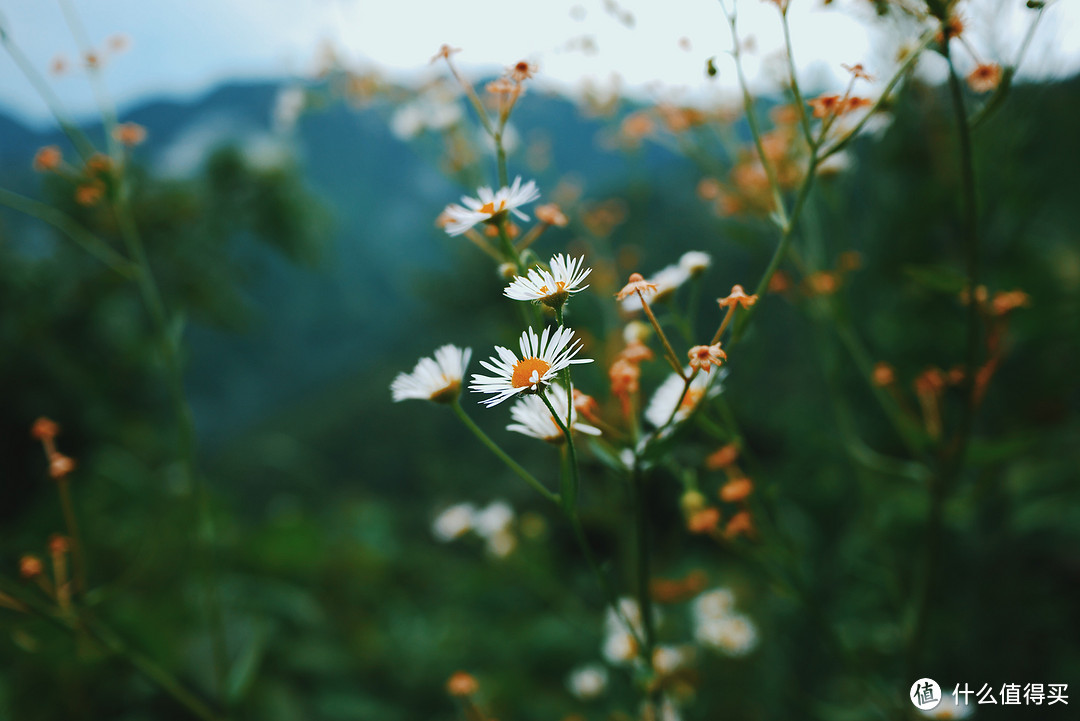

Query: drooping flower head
[442,176,540,236]
[391,345,471,403]
[470,326,592,407]
[504,254,591,310]
[507,383,601,443]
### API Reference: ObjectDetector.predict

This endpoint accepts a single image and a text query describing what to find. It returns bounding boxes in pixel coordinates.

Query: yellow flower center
[511,357,551,388]
[479,199,507,216]
[537,281,567,297]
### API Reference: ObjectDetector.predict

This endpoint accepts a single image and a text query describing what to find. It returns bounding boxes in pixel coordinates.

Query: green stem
[450,399,558,504]
[780,8,815,148]
[540,391,579,510]
[57,0,121,159]
[56,479,88,594]
[0,188,136,276]
[631,463,656,659]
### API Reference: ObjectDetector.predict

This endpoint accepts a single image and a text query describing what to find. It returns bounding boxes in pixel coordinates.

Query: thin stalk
[450,398,558,504]
[56,479,87,594]
[631,463,656,659]
[780,8,815,148]
[540,391,579,509]
[637,292,685,378]
[0,188,136,276]
[57,0,120,159]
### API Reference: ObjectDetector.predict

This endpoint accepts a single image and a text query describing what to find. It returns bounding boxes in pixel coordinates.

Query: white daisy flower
[652,645,692,675]
[567,664,609,700]
[507,383,600,443]
[470,326,592,408]
[442,176,540,236]
[504,254,591,308]
[619,263,691,312]
[391,345,471,403]
[695,613,757,656]
[644,368,722,428]
[431,503,476,542]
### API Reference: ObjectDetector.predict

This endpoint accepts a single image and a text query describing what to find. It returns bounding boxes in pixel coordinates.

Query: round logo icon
[910,678,942,711]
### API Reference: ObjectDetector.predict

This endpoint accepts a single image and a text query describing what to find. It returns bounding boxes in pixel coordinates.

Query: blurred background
[1,1,1078,719]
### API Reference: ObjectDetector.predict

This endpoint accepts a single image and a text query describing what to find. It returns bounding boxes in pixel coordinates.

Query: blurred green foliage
[1,68,1078,721]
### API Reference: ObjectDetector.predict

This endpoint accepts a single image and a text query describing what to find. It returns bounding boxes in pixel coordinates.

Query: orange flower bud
[688,507,721,534]
[446,671,479,697]
[720,477,754,503]
[31,417,60,441]
[19,555,44,579]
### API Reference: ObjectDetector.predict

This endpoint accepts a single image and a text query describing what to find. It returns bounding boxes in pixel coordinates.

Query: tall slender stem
[451,399,558,504]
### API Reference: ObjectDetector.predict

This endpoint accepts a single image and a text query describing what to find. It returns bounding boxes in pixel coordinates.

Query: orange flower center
[479,199,507,216]
[537,281,567,297]
[511,357,551,388]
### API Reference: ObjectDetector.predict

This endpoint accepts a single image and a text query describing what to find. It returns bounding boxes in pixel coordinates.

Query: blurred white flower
[602,627,638,665]
[692,587,736,623]
[431,502,476,542]
[644,368,721,429]
[695,613,757,656]
[273,86,306,132]
[389,85,463,140]
[652,645,692,675]
[484,528,518,558]
[472,500,514,539]
[678,250,712,276]
[620,263,691,312]
[566,664,609,700]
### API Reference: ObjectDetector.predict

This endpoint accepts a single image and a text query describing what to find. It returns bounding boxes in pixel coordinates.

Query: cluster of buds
[31,417,76,481]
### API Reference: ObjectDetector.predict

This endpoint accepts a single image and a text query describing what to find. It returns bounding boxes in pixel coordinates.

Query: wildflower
[432,503,476,542]
[504,254,591,309]
[33,146,62,172]
[609,358,641,397]
[991,289,1031,315]
[724,510,755,539]
[470,326,592,408]
[767,271,791,294]
[391,345,471,404]
[696,613,757,656]
[75,182,105,206]
[705,444,738,470]
[872,362,896,387]
[113,122,147,147]
[31,417,60,441]
[805,272,839,296]
[446,671,479,697]
[679,250,712,277]
[808,94,843,119]
[652,645,692,676]
[688,343,727,372]
[843,96,873,113]
[967,63,1002,93]
[842,63,874,81]
[602,628,639,664]
[19,555,44,579]
[615,273,657,301]
[618,265,691,311]
[48,534,70,555]
[688,507,721,534]
[507,384,601,443]
[84,52,101,69]
[720,477,754,502]
[697,177,721,200]
[534,202,568,227]
[692,588,735,623]
[85,153,113,176]
[567,664,609,700]
[430,44,461,64]
[717,285,758,309]
[49,453,76,480]
[618,340,654,364]
[507,60,537,82]
[644,369,718,428]
[442,177,540,236]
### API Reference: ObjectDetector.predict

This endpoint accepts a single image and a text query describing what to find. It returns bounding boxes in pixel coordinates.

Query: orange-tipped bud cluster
[688,507,721,534]
[31,417,60,441]
[535,203,568,227]
[33,146,63,172]
[720,477,754,503]
[446,671,479,697]
[872,362,896,387]
[705,444,739,470]
[113,122,147,147]
[19,555,44,579]
[49,453,77,480]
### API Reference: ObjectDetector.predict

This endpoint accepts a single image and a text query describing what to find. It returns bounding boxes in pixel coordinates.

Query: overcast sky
[0,0,1076,127]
